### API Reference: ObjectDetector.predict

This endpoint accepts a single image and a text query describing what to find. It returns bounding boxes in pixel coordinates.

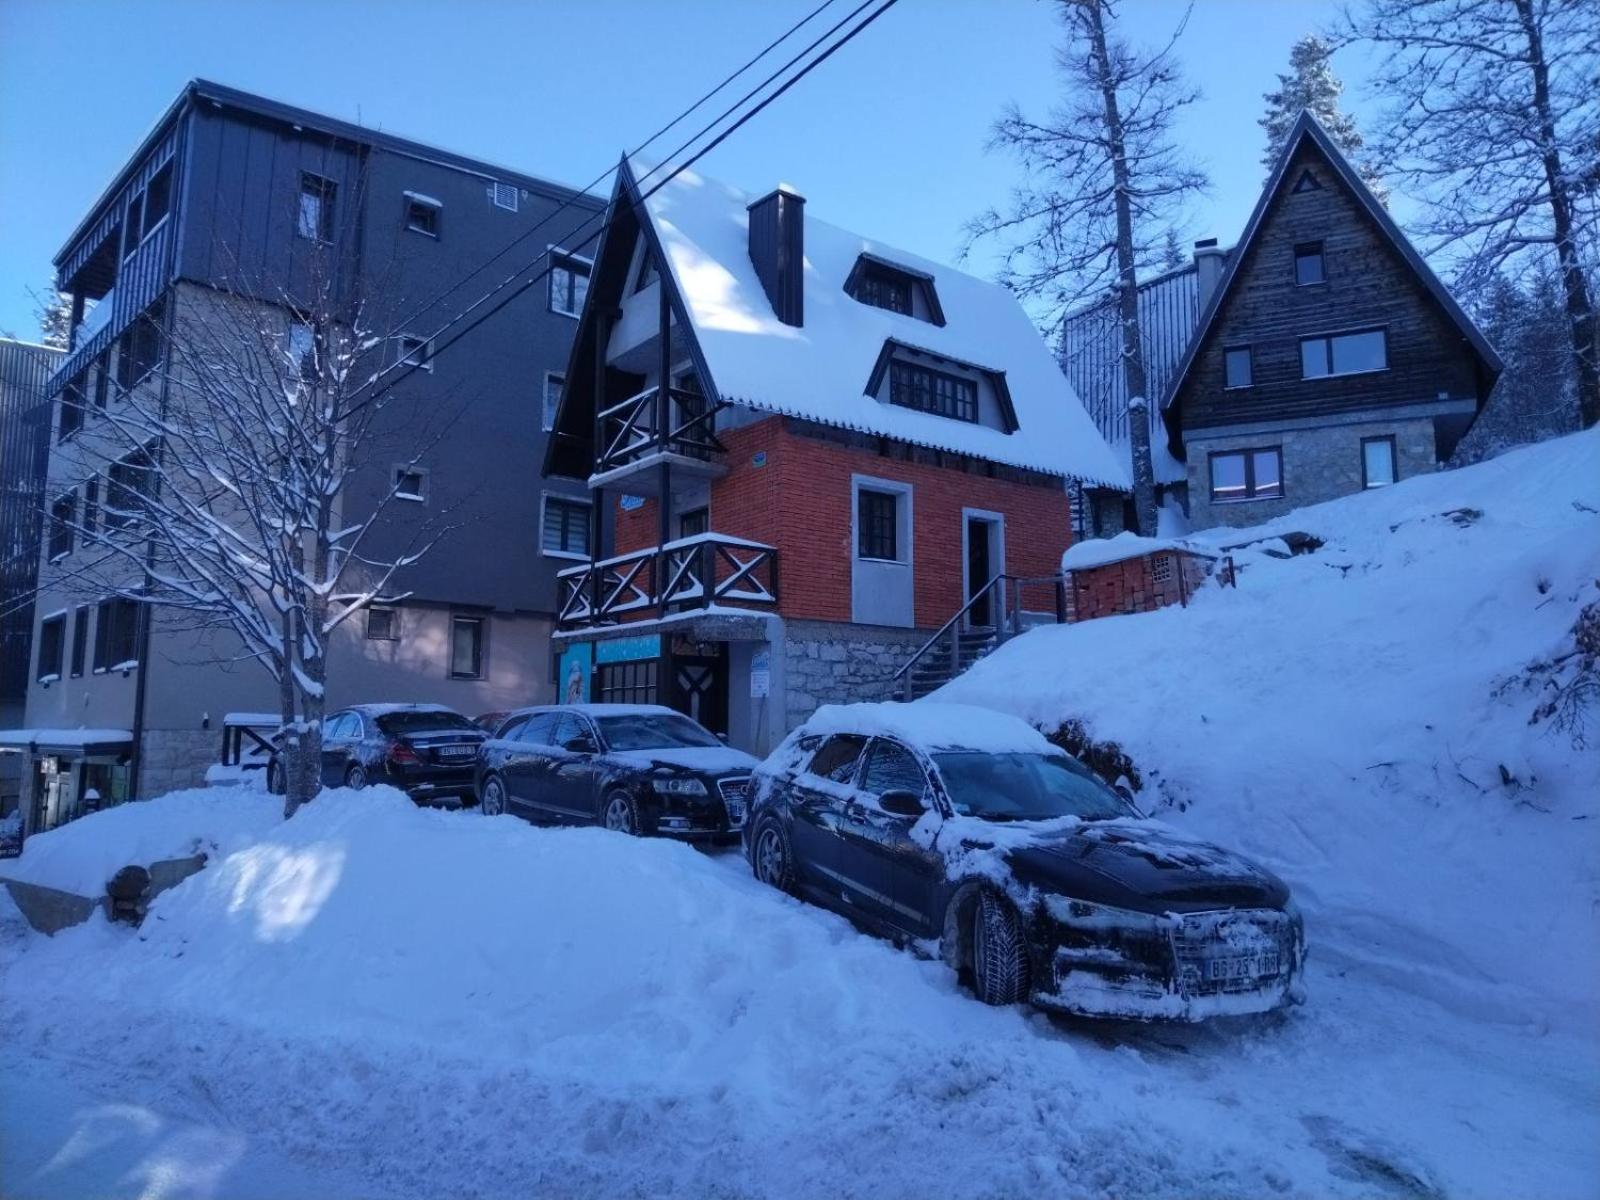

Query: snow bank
[803,700,1060,754]
[941,427,1600,1032]
[1060,530,1209,571]
[0,786,283,897]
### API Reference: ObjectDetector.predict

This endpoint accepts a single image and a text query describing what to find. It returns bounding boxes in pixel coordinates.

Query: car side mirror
[563,735,596,754]
[715,731,729,743]
[877,789,925,818]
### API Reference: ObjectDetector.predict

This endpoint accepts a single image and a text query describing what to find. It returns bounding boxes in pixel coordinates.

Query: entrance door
[671,653,728,737]
[965,515,1000,628]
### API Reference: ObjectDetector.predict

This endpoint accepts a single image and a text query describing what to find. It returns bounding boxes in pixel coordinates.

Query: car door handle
[843,801,869,823]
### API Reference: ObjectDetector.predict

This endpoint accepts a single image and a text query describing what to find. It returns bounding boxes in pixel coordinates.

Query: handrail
[891,573,1016,686]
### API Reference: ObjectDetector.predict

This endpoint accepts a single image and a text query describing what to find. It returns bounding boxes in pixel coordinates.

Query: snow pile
[1060,530,1209,571]
[0,786,283,896]
[941,427,1600,1032]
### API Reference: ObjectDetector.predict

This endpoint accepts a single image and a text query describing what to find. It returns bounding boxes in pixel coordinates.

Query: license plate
[1206,953,1278,981]
[725,798,747,826]
[437,745,473,760]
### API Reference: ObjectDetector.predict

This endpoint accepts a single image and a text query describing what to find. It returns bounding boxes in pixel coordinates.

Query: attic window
[1291,168,1322,194]
[405,193,441,237]
[635,252,659,293]
[845,255,944,326]
[889,360,977,423]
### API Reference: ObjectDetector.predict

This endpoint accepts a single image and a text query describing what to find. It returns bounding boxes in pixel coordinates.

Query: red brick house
[544,159,1126,752]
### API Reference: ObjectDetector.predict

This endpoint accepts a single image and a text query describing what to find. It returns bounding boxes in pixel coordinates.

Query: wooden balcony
[556,533,778,629]
[588,383,730,491]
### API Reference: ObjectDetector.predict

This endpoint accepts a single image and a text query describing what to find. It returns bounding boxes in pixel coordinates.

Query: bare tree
[1259,33,1387,203]
[967,0,1206,536]
[1343,0,1599,427]
[49,262,449,816]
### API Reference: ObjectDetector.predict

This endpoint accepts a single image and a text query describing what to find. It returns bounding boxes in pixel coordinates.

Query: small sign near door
[750,647,771,698]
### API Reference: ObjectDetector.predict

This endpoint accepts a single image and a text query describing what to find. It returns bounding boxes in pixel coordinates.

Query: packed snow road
[2,790,1594,1200]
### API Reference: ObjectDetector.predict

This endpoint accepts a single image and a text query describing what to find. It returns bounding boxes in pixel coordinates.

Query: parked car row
[269,699,1306,1022]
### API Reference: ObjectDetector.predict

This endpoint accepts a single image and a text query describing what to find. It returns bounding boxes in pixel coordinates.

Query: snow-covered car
[267,703,486,806]
[474,704,756,842]
[745,702,1306,1021]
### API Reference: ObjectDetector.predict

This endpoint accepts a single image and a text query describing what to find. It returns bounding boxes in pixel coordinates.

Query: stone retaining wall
[782,620,927,730]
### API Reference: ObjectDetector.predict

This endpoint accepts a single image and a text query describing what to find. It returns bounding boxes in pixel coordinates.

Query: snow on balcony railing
[557,532,778,627]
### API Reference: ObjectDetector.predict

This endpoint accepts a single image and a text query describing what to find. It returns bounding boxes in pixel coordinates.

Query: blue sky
[0,0,1378,341]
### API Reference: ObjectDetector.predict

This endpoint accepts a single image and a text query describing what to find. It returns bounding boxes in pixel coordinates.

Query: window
[143,161,173,231]
[543,372,564,431]
[93,597,140,671]
[70,606,89,678]
[37,614,65,681]
[82,478,99,534]
[115,300,165,392]
[888,360,977,423]
[48,492,75,561]
[106,448,155,529]
[678,507,709,539]
[125,187,145,252]
[450,615,484,679]
[1301,329,1387,379]
[860,740,926,800]
[807,734,868,784]
[856,269,912,315]
[58,375,86,441]
[542,495,591,557]
[857,488,899,561]
[549,253,590,317]
[1292,168,1322,193]
[1151,554,1174,585]
[1208,447,1283,503]
[298,173,336,241]
[93,349,110,409]
[1223,346,1253,389]
[404,194,441,236]
[393,466,428,503]
[397,335,433,371]
[596,660,658,706]
[635,252,659,292]
[520,712,560,745]
[1294,241,1325,286]
[491,181,519,212]
[1362,436,1398,488]
[288,321,319,382]
[366,605,398,640]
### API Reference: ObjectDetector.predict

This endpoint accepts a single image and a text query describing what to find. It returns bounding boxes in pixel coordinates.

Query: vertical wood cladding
[1177,141,1482,432]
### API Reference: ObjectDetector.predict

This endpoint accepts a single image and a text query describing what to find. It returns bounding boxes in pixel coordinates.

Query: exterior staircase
[892,574,1067,701]
[902,627,999,699]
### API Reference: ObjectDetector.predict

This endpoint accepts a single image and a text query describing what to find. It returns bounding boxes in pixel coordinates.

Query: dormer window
[844,254,945,326]
[889,360,977,423]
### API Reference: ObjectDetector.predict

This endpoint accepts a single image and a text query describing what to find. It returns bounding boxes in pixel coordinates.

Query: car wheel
[602,790,639,835]
[480,775,507,817]
[751,818,796,894]
[345,764,368,790]
[971,891,1031,1007]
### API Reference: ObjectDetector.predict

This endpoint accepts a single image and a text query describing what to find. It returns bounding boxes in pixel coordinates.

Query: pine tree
[34,289,71,350]
[1259,35,1388,202]
[1161,227,1186,271]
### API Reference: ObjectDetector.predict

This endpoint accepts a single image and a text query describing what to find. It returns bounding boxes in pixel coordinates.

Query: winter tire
[603,790,639,835]
[480,775,507,817]
[971,891,1030,1006]
[751,818,796,894]
[345,765,368,790]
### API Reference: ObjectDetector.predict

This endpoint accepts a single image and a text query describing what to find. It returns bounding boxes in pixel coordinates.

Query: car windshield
[933,752,1135,822]
[375,710,477,736]
[597,713,721,752]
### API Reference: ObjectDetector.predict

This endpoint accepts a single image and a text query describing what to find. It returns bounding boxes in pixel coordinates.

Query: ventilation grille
[491,181,519,212]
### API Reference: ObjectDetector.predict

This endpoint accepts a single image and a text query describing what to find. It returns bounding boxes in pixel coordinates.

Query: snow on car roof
[633,160,1130,488]
[351,703,460,715]
[800,702,1060,755]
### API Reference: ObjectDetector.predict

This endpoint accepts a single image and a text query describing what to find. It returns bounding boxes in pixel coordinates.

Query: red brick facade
[1066,550,1216,621]
[614,415,1071,629]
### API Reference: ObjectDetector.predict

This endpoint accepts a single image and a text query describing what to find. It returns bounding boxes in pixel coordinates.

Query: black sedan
[745,703,1306,1021]
[475,704,757,841]
[268,704,487,806]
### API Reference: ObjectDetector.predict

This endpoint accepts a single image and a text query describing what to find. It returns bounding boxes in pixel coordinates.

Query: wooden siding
[1175,141,1483,435]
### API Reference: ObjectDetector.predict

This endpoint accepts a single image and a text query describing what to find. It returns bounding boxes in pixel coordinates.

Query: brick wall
[1068,550,1213,621]
[604,416,1071,627]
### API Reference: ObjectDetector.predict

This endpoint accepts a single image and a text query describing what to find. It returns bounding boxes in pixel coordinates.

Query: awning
[0,729,134,757]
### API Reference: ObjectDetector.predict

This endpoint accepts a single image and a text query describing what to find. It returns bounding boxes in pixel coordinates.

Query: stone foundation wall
[782,620,928,730]
[138,729,219,798]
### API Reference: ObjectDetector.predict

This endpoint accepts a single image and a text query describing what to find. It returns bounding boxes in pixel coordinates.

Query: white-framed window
[393,465,429,503]
[549,252,591,317]
[1208,447,1283,503]
[542,494,591,559]
[1362,436,1398,488]
[1301,329,1387,379]
[37,612,66,682]
[450,614,485,679]
[404,192,442,237]
[1223,345,1253,389]
[298,173,336,241]
[851,476,913,565]
[543,372,564,431]
[397,335,433,371]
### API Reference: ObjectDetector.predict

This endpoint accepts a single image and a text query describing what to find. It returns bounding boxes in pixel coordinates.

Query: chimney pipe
[1192,238,1225,308]
[747,185,805,327]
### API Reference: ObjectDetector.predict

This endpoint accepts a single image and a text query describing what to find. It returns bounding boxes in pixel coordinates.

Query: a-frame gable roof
[1159,111,1502,441]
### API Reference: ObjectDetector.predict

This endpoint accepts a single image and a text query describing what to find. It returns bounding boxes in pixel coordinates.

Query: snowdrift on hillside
[940,428,1600,1032]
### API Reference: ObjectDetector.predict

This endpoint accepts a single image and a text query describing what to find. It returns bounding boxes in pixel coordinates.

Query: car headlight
[651,777,707,795]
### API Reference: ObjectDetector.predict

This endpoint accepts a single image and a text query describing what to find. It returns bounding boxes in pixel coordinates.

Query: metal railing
[557,533,778,627]
[892,573,1067,700]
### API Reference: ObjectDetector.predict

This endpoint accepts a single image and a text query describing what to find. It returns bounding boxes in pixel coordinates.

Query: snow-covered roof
[1061,531,1214,572]
[631,161,1130,488]
[0,728,133,750]
[223,712,281,727]
[800,702,1060,756]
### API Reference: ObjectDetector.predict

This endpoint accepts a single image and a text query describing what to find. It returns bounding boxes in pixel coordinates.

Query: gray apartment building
[5,80,602,832]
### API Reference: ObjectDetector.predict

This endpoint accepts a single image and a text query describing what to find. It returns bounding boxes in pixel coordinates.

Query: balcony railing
[595,384,729,476]
[557,533,778,628]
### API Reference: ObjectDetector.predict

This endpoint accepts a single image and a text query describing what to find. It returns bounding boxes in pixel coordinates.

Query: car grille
[718,777,750,823]
[1171,908,1294,996]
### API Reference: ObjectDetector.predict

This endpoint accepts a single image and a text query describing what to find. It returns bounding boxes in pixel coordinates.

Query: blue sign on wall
[619,494,646,512]
[595,634,662,665]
